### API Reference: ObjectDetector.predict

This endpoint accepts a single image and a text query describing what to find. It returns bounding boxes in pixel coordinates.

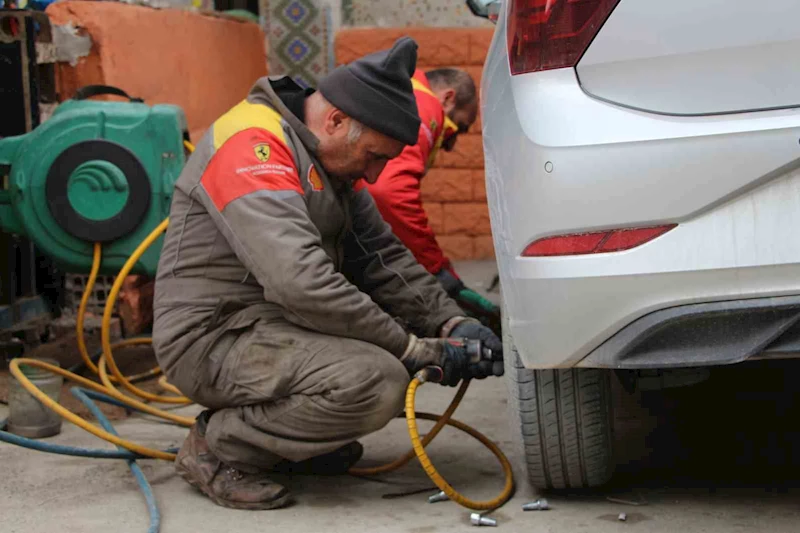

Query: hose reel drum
[0,85,188,276]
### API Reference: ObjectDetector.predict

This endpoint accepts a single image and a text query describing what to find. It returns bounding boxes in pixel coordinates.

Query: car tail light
[522,225,676,257]
[507,0,621,75]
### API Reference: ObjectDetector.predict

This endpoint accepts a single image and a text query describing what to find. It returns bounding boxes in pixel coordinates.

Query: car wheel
[504,330,615,489]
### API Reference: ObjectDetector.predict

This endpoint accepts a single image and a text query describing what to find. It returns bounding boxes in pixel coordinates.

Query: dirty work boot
[272,442,364,476]
[175,411,292,510]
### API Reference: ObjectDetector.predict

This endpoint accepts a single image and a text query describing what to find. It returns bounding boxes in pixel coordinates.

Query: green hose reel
[0,86,188,276]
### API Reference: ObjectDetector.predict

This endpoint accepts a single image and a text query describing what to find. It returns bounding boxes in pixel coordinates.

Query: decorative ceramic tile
[263,0,333,88]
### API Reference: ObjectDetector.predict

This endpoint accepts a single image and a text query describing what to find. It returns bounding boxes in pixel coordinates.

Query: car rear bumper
[480,24,800,370]
[503,253,800,369]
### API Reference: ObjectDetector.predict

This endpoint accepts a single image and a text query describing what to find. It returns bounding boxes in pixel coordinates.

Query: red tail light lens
[507,0,621,75]
[522,225,676,257]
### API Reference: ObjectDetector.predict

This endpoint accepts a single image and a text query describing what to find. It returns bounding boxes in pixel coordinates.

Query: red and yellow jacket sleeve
[360,71,456,277]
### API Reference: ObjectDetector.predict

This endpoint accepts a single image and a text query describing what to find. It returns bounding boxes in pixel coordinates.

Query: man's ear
[441,88,457,110]
[325,108,348,136]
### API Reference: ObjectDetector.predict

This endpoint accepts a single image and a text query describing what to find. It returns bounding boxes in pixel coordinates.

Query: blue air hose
[0,427,153,459]
[0,389,176,532]
[0,391,178,459]
[70,387,161,533]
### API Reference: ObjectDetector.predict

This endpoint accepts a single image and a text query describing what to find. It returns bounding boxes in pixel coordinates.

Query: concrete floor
[2,262,800,532]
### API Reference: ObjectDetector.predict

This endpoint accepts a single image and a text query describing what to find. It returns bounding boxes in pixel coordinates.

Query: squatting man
[152,36,504,510]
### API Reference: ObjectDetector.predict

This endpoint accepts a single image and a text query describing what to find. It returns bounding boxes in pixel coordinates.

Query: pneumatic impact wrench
[418,338,495,384]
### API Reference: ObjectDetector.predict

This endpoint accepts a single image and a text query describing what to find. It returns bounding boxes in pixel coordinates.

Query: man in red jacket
[357,68,501,334]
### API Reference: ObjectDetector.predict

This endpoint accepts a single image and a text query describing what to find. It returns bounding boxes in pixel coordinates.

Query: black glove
[399,335,468,387]
[448,318,504,379]
[435,269,502,338]
[435,268,466,297]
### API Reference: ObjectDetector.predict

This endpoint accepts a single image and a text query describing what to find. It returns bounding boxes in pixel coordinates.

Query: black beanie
[318,36,421,146]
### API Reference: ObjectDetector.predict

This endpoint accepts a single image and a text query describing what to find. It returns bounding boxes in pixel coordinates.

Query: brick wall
[335,28,494,260]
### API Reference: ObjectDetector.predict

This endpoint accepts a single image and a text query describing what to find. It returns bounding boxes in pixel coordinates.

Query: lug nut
[618,512,627,522]
[428,491,449,503]
[522,498,550,511]
[470,513,497,527]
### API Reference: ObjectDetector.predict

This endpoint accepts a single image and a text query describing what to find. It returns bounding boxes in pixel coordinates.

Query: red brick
[443,203,492,236]
[469,30,495,65]
[464,66,484,88]
[471,112,483,133]
[439,235,474,261]
[409,30,472,67]
[473,170,487,201]
[421,169,473,202]
[474,236,496,259]
[336,28,471,67]
[336,29,407,65]
[118,275,154,335]
[421,64,483,87]
[47,1,267,141]
[435,134,484,169]
[425,202,444,235]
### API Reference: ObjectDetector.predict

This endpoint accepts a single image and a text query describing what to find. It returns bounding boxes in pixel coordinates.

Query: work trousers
[165,305,410,473]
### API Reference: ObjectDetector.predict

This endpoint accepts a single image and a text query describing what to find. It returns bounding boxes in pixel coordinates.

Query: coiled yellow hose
[405,372,514,510]
[99,219,191,405]
[348,380,469,476]
[75,243,159,383]
[7,137,514,512]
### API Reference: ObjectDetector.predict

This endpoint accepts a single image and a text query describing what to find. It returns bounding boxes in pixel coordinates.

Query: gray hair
[347,119,365,144]
[307,92,366,144]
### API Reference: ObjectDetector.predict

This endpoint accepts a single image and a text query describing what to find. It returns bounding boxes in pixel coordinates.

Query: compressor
[0,85,188,276]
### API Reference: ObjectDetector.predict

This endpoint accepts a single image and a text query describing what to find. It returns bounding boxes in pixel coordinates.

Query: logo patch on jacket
[430,118,438,132]
[307,165,324,191]
[253,143,271,162]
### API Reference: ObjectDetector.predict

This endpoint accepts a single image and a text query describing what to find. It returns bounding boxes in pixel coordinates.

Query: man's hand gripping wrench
[417,338,493,384]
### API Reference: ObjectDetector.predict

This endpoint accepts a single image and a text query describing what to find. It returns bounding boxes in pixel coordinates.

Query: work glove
[435,269,502,337]
[399,334,469,387]
[441,317,504,379]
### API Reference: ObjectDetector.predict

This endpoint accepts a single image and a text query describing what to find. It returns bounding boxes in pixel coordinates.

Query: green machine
[0,86,188,276]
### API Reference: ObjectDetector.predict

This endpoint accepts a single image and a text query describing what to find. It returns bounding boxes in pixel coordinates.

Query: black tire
[504,331,615,489]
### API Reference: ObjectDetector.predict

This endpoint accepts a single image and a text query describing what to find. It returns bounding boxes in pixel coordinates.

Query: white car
[468,0,800,489]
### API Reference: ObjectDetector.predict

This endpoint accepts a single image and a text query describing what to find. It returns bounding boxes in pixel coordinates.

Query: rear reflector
[522,225,676,257]
[507,0,621,75]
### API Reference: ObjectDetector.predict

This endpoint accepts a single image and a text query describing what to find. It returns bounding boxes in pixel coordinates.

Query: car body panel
[481,1,800,368]
[577,0,800,115]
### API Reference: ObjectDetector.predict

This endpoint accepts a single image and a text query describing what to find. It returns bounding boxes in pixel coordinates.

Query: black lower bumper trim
[577,295,800,369]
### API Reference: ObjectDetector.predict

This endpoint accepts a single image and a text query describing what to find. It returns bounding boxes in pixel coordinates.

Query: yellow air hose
[99,218,192,405]
[75,243,160,383]
[8,358,177,460]
[7,137,514,513]
[405,372,514,510]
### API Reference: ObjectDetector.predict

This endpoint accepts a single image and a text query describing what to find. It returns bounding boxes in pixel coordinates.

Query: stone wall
[341,0,493,28]
[258,0,492,100]
[336,27,495,260]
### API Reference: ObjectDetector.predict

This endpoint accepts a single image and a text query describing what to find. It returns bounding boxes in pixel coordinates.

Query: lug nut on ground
[522,498,550,511]
[470,513,497,527]
[428,491,449,503]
